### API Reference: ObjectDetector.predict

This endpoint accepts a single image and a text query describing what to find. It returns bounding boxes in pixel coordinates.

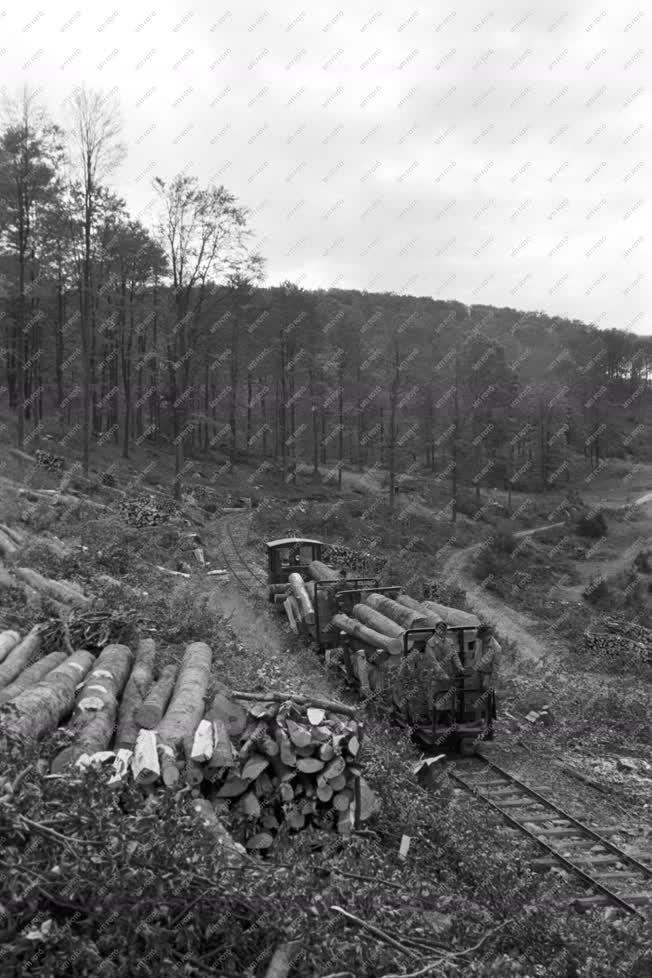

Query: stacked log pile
[0,630,373,851]
[584,616,652,664]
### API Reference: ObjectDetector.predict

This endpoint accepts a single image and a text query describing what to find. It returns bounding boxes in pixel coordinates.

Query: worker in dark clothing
[392,641,449,726]
[474,624,501,719]
[426,620,464,675]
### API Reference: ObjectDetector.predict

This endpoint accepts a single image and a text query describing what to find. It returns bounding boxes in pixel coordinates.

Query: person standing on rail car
[391,623,465,727]
[426,621,465,675]
[391,639,449,727]
[425,621,465,718]
[474,624,501,719]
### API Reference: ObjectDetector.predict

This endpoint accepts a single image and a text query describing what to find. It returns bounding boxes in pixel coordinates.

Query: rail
[450,753,651,918]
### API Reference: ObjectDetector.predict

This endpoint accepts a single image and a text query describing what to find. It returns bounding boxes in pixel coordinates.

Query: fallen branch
[17,814,103,847]
[377,920,512,978]
[330,906,418,959]
[231,690,359,719]
[330,868,402,891]
[377,962,446,978]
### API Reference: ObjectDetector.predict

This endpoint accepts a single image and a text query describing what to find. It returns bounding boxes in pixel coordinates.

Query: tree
[152,174,262,497]
[66,86,125,473]
[0,86,63,445]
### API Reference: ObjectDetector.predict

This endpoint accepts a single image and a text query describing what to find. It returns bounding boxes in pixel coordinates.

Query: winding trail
[441,486,652,665]
[443,547,553,665]
[442,522,567,666]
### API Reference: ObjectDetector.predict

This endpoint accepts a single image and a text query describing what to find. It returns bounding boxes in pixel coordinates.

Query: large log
[363,592,431,630]
[0,650,68,706]
[0,566,17,590]
[331,613,402,656]
[51,643,134,771]
[156,641,212,752]
[13,567,91,609]
[114,638,156,748]
[0,626,43,689]
[133,664,177,729]
[420,599,481,629]
[0,529,18,558]
[396,594,444,626]
[352,605,405,638]
[307,560,340,583]
[288,572,315,624]
[17,486,107,511]
[0,650,94,741]
[0,630,21,664]
[0,523,25,545]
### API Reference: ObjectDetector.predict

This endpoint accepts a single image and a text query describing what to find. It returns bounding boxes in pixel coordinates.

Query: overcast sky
[1,2,649,334]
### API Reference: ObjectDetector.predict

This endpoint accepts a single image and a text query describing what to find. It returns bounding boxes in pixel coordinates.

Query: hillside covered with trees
[1,85,650,508]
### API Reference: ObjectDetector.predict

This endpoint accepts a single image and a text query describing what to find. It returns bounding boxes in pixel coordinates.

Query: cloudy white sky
[1,2,649,334]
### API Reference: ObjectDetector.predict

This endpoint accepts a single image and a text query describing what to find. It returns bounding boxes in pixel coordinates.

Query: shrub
[575,510,607,538]
[494,521,517,554]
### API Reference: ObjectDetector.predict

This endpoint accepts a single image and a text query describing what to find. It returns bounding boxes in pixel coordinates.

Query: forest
[1,85,651,509]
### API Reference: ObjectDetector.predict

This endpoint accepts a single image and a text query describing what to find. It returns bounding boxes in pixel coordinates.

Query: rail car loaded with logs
[266,538,493,753]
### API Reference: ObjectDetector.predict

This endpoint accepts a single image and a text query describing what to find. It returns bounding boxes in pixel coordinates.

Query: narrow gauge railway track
[216,515,268,594]
[450,754,652,918]
[214,524,652,919]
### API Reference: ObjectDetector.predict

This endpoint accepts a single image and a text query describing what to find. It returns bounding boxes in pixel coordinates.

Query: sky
[1,1,650,335]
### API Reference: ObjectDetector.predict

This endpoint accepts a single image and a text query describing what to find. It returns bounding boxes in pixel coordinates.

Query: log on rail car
[265,537,494,753]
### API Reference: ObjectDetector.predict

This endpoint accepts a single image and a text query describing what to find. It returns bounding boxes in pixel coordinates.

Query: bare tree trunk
[280,336,287,480]
[388,343,399,511]
[229,307,239,462]
[260,377,268,457]
[337,367,344,491]
[507,442,513,514]
[320,407,327,466]
[246,371,252,456]
[451,353,459,524]
[309,367,319,475]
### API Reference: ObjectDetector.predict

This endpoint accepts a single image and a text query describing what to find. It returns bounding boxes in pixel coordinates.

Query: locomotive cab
[266,538,323,602]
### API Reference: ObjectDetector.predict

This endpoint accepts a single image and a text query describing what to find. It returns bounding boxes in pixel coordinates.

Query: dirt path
[442,544,557,665]
[442,486,652,664]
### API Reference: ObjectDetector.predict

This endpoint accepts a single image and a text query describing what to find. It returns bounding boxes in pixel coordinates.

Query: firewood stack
[34,449,65,471]
[322,542,385,577]
[117,494,180,527]
[206,692,365,849]
[584,616,652,665]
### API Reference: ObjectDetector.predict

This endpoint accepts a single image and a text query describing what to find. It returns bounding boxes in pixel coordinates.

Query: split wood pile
[202,691,368,848]
[321,542,385,576]
[34,449,65,471]
[118,494,180,527]
[584,617,652,664]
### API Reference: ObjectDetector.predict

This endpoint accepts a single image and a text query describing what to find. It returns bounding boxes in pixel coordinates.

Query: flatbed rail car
[266,538,494,752]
